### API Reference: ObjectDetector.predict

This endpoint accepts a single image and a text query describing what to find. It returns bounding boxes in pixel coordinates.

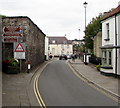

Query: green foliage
[0,14,6,18]
[84,13,103,50]
[96,64,101,71]
[3,57,19,66]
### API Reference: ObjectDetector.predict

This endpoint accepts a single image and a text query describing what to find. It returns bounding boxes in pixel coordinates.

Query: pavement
[2,61,48,106]
[2,58,120,106]
[69,59,120,99]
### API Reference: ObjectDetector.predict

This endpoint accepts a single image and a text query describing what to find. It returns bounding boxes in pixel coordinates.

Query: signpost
[14,43,26,59]
[14,43,26,72]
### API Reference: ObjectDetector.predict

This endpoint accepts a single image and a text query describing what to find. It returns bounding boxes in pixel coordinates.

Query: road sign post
[14,43,26,59]
[14,43,26,72]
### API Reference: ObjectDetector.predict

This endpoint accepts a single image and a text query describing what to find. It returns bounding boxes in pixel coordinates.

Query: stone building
[93,32,102,58]
[2,16,46,72]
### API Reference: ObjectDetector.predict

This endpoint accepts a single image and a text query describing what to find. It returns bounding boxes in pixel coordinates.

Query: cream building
[48,37,73,56]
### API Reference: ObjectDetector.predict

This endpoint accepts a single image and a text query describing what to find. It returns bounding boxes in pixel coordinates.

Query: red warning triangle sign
[15,43,25,52]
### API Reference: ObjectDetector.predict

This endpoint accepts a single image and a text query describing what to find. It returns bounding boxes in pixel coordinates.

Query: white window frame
[104,23,110,41]
[102,49,112,67]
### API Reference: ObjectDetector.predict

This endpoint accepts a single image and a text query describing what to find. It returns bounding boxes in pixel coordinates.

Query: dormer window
[63,41,67,44]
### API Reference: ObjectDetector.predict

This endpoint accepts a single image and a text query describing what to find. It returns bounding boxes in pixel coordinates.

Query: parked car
[67,54,71,59]
[59,54,67,60]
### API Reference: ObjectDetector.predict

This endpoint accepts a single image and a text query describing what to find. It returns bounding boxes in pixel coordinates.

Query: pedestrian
[49,53,53,60]
[71,54,75,62]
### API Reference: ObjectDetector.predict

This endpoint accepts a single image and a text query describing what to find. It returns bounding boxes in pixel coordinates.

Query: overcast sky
[0,0,119,40]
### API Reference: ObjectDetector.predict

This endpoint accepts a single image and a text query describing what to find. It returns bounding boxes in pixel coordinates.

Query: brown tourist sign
[2,26,23,43]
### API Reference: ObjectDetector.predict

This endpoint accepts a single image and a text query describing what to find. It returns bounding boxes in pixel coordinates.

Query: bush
[89,55,101,65]
[96,65,101,71]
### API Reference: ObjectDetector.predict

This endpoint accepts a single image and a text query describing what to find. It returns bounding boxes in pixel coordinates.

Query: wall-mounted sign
[2,26,23,43]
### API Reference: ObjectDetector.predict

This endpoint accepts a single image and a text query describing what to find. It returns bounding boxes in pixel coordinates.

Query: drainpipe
[115,14,117,75]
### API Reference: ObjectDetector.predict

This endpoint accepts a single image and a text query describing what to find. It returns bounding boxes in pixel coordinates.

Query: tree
[0,14,6,18]
[84,13,103,50]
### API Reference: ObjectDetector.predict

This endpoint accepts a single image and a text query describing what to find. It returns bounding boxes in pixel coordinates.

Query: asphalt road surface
[38,60,118,106]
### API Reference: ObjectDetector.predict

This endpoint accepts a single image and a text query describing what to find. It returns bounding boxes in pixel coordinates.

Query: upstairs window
[105,23,110,41]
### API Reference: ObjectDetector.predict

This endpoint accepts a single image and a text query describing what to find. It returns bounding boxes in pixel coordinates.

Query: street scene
[0,0,120,107]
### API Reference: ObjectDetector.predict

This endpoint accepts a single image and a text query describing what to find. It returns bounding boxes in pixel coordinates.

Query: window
[63,41,67,44]
[52,48,55,55]
[105,23,110,41]
[102,49,112,66]
[61,45,64,48]
[67,45,69,48]
[102,51,107,65]
[108,51,112,65]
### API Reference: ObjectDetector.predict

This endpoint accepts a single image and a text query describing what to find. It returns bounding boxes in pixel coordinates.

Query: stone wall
[94,32,102,57]
[2,16,45,72]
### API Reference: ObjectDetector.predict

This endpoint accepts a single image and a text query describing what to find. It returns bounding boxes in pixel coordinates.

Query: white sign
[14,52,25,59]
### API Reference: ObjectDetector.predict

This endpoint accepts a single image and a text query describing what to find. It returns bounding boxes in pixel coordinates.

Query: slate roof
[48,36,72,44]
[101,5,120,21]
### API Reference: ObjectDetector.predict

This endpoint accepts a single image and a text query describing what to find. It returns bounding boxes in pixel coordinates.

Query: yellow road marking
[67,62,119,103]
[34,76,42,107]
[33,62,50,108]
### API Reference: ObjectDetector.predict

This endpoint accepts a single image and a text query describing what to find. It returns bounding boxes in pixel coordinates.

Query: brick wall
[2,16,45,72]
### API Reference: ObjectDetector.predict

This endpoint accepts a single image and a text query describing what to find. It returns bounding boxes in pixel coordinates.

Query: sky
[0,0,119,40]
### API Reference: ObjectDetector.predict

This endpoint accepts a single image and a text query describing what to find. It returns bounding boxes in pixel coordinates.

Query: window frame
[104,23,110,41]
[102,49,112,67]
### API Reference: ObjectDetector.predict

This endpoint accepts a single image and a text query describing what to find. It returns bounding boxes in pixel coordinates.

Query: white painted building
[45,36,49,60]
[101,3,120,75]
[48,37,73,56]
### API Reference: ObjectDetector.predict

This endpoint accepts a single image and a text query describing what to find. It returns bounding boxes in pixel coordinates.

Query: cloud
[0,0,119,40]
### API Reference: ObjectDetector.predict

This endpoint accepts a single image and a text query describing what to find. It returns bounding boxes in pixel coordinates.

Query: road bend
[37,60,118,106]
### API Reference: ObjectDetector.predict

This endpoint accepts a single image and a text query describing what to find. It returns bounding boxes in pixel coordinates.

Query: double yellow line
[34,65,47,108]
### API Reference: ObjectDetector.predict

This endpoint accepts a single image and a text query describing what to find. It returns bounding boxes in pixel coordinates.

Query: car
[59,54,67,60]
[67,54,71,59]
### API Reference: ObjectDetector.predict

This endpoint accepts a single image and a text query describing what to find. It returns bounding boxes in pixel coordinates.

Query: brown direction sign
[2,26,23,43]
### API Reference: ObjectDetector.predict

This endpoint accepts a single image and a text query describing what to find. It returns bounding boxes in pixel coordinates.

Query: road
[38,60,118,106]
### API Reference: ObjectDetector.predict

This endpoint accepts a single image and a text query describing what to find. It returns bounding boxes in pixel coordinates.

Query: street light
[78,29,80,40]
[83,1,88,65]
[83,2,88,32]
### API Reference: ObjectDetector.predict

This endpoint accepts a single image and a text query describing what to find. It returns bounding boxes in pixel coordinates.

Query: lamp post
[78,29,80,40]
[83,2,88,31]
[83,1,88,64]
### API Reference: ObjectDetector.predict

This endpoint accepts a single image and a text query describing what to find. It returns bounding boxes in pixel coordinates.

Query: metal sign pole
[20,59,22,73]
